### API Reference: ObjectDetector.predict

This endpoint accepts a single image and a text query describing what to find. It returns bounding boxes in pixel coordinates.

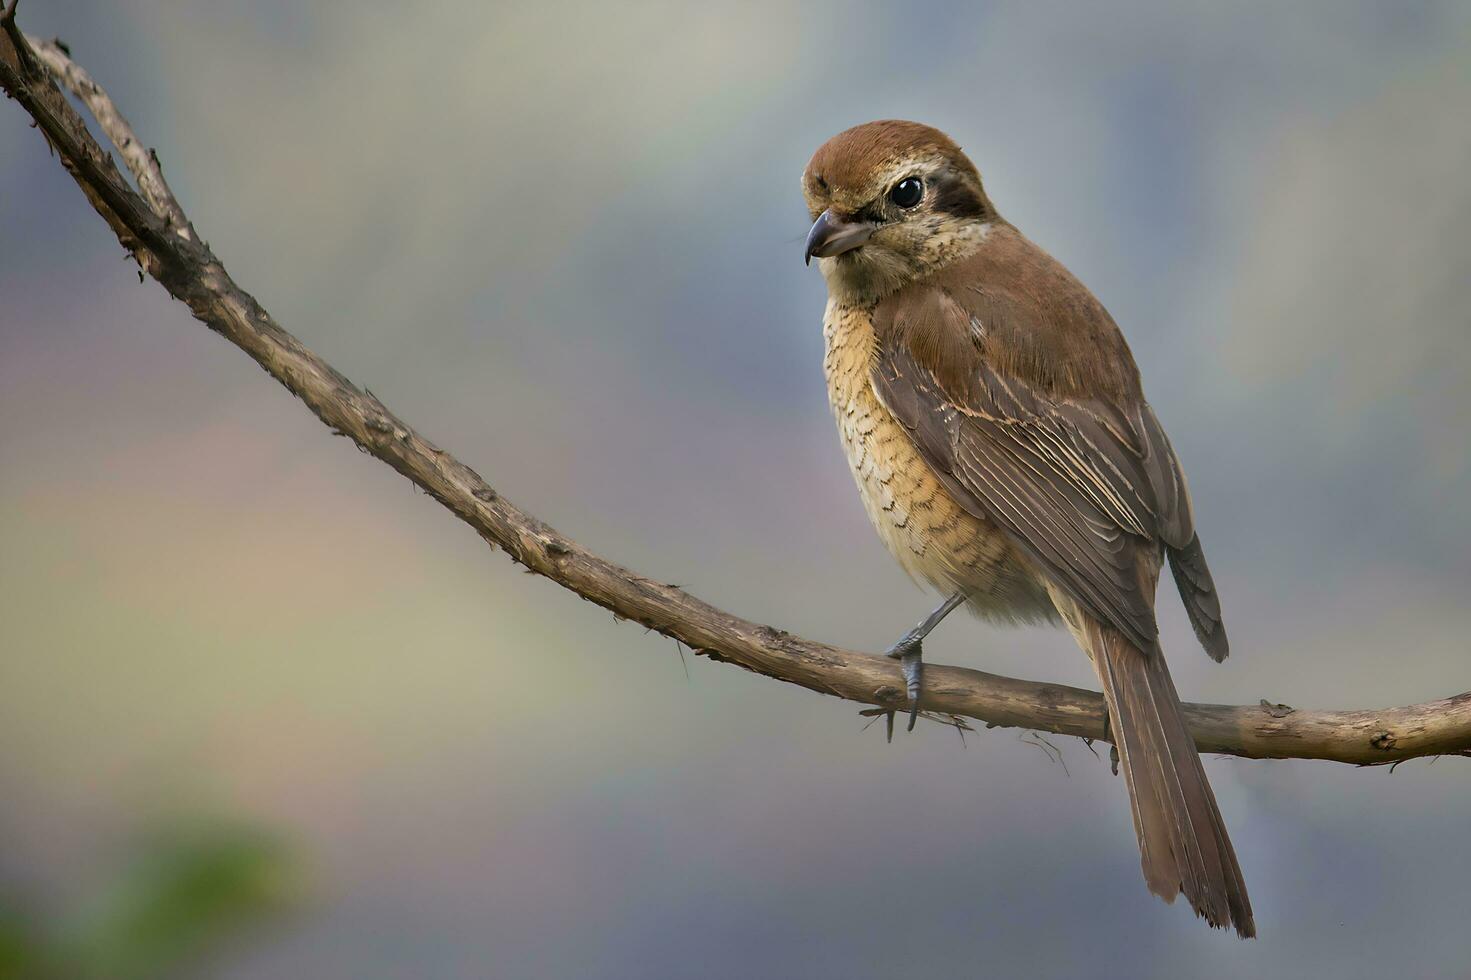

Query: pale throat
[820,219,994,306]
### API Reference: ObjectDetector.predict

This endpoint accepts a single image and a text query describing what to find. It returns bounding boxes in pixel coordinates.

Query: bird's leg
[882,591,967,738]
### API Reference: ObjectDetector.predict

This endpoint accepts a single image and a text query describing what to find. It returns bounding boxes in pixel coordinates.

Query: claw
[900,650,923,732]
[885,636,924,734]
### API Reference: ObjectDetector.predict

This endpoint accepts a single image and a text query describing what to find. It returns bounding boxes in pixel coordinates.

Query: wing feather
[872,286,1215,655]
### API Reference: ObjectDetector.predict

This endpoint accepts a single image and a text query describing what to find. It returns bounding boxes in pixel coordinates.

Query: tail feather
[1084,615,1255,938]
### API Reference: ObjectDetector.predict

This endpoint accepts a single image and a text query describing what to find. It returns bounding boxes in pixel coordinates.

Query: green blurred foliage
[0,820,301,980]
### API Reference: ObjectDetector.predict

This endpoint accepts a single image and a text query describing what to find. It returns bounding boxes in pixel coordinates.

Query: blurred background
[2,1,1469,976]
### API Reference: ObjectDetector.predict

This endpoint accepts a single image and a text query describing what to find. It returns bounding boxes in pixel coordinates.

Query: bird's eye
[889,176,924,209]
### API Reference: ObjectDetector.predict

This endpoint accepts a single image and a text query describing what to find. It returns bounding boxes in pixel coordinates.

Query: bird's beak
[804,209,874,265]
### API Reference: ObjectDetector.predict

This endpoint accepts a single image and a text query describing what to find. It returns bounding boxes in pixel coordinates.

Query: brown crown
[805,120,978,195]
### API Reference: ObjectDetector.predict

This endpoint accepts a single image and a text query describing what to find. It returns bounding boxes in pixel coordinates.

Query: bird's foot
[864,593,964,742]
[884,633,925,738]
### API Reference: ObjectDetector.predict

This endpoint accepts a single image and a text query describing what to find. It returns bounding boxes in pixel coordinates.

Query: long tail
[1082,615,1255,938]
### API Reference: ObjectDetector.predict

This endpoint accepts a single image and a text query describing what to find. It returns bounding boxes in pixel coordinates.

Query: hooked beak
[804,209,875,265]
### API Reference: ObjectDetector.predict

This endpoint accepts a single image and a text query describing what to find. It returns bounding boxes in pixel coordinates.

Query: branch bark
[3,12,1468,767]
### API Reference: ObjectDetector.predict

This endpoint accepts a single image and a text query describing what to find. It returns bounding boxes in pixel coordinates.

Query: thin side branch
[3,17,1468,767]
[28,35,193,238]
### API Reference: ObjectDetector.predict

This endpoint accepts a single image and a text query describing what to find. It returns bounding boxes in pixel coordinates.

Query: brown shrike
[803,120,1253,937]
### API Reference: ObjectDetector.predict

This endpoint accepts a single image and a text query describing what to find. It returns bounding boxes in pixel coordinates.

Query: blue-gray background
[3,2,1469,977]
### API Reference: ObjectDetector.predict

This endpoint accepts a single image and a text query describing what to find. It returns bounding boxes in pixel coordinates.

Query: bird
[802,119,1253,938]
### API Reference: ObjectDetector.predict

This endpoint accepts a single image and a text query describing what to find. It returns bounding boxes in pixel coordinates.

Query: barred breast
[822,301,1058,625]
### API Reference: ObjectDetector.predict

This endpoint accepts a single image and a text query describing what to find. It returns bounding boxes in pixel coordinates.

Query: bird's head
[802,120,998,302]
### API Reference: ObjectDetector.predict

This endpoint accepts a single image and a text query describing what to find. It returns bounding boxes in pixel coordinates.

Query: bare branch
[2,21,1468,767]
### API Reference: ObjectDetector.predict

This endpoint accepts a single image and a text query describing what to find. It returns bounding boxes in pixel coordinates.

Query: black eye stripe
[930,173,986,219]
